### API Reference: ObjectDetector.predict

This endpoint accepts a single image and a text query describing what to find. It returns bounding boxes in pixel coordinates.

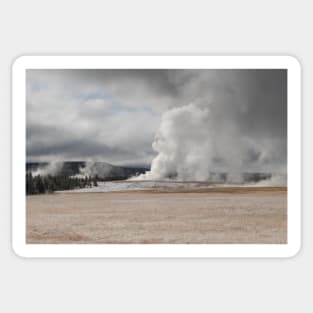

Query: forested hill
[26,161,149,180]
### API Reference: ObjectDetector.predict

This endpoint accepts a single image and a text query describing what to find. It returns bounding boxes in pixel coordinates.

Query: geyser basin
[57,175,285,193]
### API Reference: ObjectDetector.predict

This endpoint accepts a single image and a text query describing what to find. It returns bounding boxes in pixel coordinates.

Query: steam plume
[135,102,286,184]
[137,103,212,181]
[78,162,112,178]
[31,161,63,177]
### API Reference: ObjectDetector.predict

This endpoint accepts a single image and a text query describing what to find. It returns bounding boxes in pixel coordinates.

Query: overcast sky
[26,69,287,172]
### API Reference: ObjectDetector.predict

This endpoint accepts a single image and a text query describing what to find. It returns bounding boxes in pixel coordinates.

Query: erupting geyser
[137,103,212,181]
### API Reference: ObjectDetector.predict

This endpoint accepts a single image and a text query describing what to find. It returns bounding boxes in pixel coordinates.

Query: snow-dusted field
[57,180,219,193]
[56,179,284,193]
[27,187,287,244]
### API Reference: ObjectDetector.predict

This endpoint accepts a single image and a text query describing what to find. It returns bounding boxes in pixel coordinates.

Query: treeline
[26,173,98,195]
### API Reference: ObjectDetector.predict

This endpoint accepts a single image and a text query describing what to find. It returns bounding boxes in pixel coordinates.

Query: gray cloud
[26,69,287,172]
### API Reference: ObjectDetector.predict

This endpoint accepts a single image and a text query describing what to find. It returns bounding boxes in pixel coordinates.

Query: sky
[26,69,287,173]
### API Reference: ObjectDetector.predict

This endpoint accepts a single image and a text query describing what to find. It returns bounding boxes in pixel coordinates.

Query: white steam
[134,102,286,185]
[31,161,63,177]
[77,162,112,178]
[136,103,212,181]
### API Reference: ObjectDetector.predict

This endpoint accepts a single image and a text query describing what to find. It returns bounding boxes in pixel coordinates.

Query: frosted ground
[58,180,216,193]
[57,177,285,193]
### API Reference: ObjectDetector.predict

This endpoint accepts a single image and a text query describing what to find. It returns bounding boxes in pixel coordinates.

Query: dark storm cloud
[26,68,287,172]
[63,69,181,97]
[26,122,155,165]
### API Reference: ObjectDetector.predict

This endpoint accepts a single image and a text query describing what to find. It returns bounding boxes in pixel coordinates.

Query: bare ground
[26,187,287,244]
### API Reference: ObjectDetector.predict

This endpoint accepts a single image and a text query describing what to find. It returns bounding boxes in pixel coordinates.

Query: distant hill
[26,161,149,180]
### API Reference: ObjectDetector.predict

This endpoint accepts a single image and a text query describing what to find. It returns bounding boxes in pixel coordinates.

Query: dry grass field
[26,187,287,244]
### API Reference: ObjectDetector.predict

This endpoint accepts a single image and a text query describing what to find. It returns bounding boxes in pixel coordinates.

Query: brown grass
[26,187,287,244]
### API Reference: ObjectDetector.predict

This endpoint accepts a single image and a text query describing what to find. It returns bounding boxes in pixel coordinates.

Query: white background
[0,1,311,312]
